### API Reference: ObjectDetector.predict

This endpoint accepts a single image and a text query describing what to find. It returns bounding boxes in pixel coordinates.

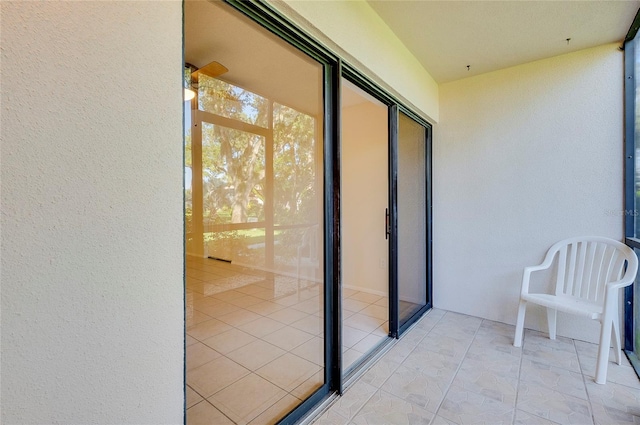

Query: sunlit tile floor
[313,309,640,425]
[185,257,388,425]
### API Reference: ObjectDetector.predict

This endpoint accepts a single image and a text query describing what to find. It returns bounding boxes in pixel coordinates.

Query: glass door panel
[340,79,390,375]
[184,1,325,423]
[397,112,428,328]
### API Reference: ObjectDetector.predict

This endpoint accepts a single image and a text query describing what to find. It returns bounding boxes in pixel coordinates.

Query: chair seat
[522,293,602,320]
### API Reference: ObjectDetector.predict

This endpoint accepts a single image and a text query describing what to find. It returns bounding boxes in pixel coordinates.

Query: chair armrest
[520,251,557,295]
[607,278,635,291]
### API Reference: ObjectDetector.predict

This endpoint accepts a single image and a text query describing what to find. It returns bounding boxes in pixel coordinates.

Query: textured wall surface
[1,2,184,423]
[272,0,439,123]
[434,44,624,342]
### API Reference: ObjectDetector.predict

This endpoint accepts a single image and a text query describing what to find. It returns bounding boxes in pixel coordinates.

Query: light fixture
[184,87,196,102]
[183,61,228,102]
[184,64,197,102]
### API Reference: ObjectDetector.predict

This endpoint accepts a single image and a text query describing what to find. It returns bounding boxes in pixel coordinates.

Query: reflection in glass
[184,1,324,422]
[198,74,269,128]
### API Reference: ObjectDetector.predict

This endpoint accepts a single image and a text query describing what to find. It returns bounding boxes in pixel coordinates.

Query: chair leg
[514,300,527,347]
[596,320,613,384]
[547,308,557,340]
[612,317,622,365]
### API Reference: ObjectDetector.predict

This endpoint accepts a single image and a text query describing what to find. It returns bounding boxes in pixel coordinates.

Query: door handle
[385,208,390,240]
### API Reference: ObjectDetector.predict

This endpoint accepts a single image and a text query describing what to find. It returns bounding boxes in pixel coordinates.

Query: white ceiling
[368,0,640,84]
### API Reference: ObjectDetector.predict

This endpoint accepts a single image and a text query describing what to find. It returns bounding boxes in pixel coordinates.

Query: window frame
[623,8,640,378]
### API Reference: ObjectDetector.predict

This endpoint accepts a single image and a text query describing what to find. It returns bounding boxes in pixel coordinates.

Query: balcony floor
[313,309,640,425]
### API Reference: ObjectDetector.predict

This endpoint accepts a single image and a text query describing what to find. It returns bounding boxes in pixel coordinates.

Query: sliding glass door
[183,2,433,422]
[184,2,328,423]
[340,78,391,376]
[396,111,430,330]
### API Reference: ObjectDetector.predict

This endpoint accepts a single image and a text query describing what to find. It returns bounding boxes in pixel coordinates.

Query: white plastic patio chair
[513,236,638,384]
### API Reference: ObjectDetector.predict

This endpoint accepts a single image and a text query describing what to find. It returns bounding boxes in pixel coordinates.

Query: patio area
[312,309,640,425]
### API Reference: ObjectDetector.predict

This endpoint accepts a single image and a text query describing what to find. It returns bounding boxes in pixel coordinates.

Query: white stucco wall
[1,2,184,424]
[271,0,439,123]
[434,44,624,343]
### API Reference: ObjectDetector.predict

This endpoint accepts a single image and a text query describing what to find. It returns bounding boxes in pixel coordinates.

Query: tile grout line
[337,310,447,424]
[574,339,597,425]
[513,327,525,425]
[428,315,483,425]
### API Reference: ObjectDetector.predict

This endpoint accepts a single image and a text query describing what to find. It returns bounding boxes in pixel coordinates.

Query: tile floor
[186,257,389,425]
[312,309,640,425]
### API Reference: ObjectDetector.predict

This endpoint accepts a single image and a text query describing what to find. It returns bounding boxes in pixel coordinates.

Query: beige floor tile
[579,354,640,389]
[343,298,370,313]
[585,379,640,422]
[290,297,322,315]
[192,295,226,310]
[451,361,518,406]
[352,333,387,355]
[273,293,302,307]
[201,328,257,355]
[257,352,320,392]
[187,318,233,341]
[186,309,213,328]
[520,358,587,400]
[360,356,401,388]
[342,288,358,298]
[187,400,234,425]
[517,381,593,424]
[209,373,287,424]
[343,348,364,372]
[312,410,349,425]
[248,394,302,425]
[237,316,286,338]
[187,356,250,398]
[187,341,222,371]
[217,309,263,327]
[262,326,315,351]
[415,333,471,362]
[344,313,384,334]
[348,292,383,304]
[290,314,323,335]
[350,390,434,425]
[213,289,248,302]
[359,304,388,321]
[513,410,559,425]
[326,381,376,420]
[227,339,286,371]
[291,336,323,365]
[186,334,199,347]
[196,301,242,319]
[267,307,309,325]
[438,384,514,425]
[341,325,372,348]
[244,300,286,316]
[235,283,266,296]
[381,364,451,413]
[290,369,324,400]
[186,385,204,408]
[228,294,266,308]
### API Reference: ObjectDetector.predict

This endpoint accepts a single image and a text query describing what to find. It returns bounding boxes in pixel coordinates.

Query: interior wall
[1,2,184,423]
[434,43,624,343]
[342,102,389,295]
[270,0,439,123]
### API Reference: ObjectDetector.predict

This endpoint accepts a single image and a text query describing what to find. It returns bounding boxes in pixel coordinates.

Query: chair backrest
[549,236,638,303]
